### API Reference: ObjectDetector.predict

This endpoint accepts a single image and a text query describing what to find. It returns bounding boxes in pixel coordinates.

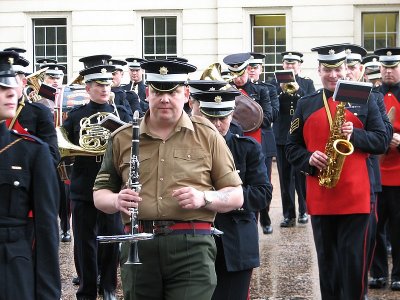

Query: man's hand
[115,188,142,215]
[390,132,400,149]
[172,187,205,210]
[341,121,353,140]
[309,150,328,171]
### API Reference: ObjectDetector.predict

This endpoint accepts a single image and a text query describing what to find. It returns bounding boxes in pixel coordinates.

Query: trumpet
[282,82,297,96]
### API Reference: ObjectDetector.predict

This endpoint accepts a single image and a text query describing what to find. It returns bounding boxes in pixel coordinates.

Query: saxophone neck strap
[8,99,25,130]
[322,90,333,130]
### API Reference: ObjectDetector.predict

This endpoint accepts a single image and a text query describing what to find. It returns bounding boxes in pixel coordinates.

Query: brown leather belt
[124,220,212,236]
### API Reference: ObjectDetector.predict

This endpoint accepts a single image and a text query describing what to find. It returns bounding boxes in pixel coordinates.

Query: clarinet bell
[125,241,142,265]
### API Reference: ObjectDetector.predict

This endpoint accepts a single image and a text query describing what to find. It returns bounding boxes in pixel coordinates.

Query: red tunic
[303,99,370,215]
[380,92,400,186]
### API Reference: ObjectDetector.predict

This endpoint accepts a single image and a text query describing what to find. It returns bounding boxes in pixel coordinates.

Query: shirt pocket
[173,149,207,180]
[0,169,30,217]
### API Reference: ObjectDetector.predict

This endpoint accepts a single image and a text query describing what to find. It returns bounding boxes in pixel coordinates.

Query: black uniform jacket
[13,96,60,165]
[62,101,132,202]
[272,75,316,145]
[214,131,272,272]
[255,80,279,157]
[368,89,393,195]
[122,80,148,113]
[0,123,61,299]
[111,86,134,117]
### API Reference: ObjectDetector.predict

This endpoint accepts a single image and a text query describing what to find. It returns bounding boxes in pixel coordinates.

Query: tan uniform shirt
[94,112,242,223]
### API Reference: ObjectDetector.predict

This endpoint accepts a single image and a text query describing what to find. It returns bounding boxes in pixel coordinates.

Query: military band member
[108,58,139,116]
[369,47,400,292]
[195,88,272,300]
[271,51,315,228]
[62,61,132,300]
[286,44,387,300]
[344,44,393,297]
[93,59,243,300]
[247,52,279,234]
[4,49,60,165]
[123,57,149,113]
[0,50,61,300]
[362,55,382,87]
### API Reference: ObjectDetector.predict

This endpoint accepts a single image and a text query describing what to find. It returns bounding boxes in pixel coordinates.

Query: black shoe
[72,276,80,285]
[61,231,71,242]
[391,281,400,291]
[262,225,273,234]
[368,277,387,289]
[280,218,296,227]
[298,213,309,224]
[102,290,117,300]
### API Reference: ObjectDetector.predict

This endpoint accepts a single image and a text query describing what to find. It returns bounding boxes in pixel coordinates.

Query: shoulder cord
[322,90,333,130]
[0,138,23,155]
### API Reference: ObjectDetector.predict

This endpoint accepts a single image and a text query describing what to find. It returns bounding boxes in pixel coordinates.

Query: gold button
[162,141,166,144]
[158,197,162,200]
[13,181,20,186]
[160,178,163,181]
[187,154,191,158]
[160,158,164,162]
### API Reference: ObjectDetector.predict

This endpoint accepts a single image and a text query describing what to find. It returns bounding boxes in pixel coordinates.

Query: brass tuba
[26,67,48,102]
[318,101,354,188]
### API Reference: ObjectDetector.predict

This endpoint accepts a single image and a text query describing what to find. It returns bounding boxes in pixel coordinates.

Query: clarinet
[125,110,142,265]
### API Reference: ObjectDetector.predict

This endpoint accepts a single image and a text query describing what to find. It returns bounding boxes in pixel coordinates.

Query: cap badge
[214,96,222,103]
[159,66,168,75]
[329,49,335,55]
[101,68,107,74]
[233,65,239,68]
[387,51,392,56]
[209,87,216,91]
[8,57,14,64]
[345,49,352,55]
[372,58,377,62]
[133,60,137,63]
[288,52,292,56]
[55,67,59,71]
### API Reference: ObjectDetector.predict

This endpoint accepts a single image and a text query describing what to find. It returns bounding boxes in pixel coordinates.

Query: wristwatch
[203,191,213,207]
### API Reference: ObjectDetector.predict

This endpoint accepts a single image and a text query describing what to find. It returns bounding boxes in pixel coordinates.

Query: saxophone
[318,101,354,188]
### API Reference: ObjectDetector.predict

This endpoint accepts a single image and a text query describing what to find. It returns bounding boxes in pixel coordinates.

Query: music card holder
[100,113,127,132]
[38,83,57,101]
[274,69,296,84]
[333,79,373,104]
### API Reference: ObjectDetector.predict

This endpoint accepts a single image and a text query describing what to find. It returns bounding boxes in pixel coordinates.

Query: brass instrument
[282,82,297,96]
[67,74,85,86]
[97,111,153,262]
[26,67,48,102]
[199,63,264,132]
[318,101,354,188]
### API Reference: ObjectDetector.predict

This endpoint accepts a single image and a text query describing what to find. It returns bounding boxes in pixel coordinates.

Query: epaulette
[10,130,44,144]
[190,115,218,132]
[111,122,133,137]
[68,104,86,114]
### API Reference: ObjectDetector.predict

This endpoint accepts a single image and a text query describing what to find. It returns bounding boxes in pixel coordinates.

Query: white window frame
[135,10,182,59]
[26,12,71,79]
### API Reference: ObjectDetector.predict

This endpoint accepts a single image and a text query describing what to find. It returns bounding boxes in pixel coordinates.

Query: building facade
[0,0,399,86]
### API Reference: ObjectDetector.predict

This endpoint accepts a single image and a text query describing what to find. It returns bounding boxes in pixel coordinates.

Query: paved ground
[59,160,399,299]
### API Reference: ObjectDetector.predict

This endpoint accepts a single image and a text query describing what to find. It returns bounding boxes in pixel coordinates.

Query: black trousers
[259,156,273,227]
[276,144,306,219]
[72,200,122,299]
[370,186,400,281]
[311,214,369,300]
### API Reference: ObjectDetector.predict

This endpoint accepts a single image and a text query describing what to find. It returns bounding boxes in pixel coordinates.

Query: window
[33,18,67,83]
[251,14,286,82]
[142,17,177,60]
[362,12,398,53]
